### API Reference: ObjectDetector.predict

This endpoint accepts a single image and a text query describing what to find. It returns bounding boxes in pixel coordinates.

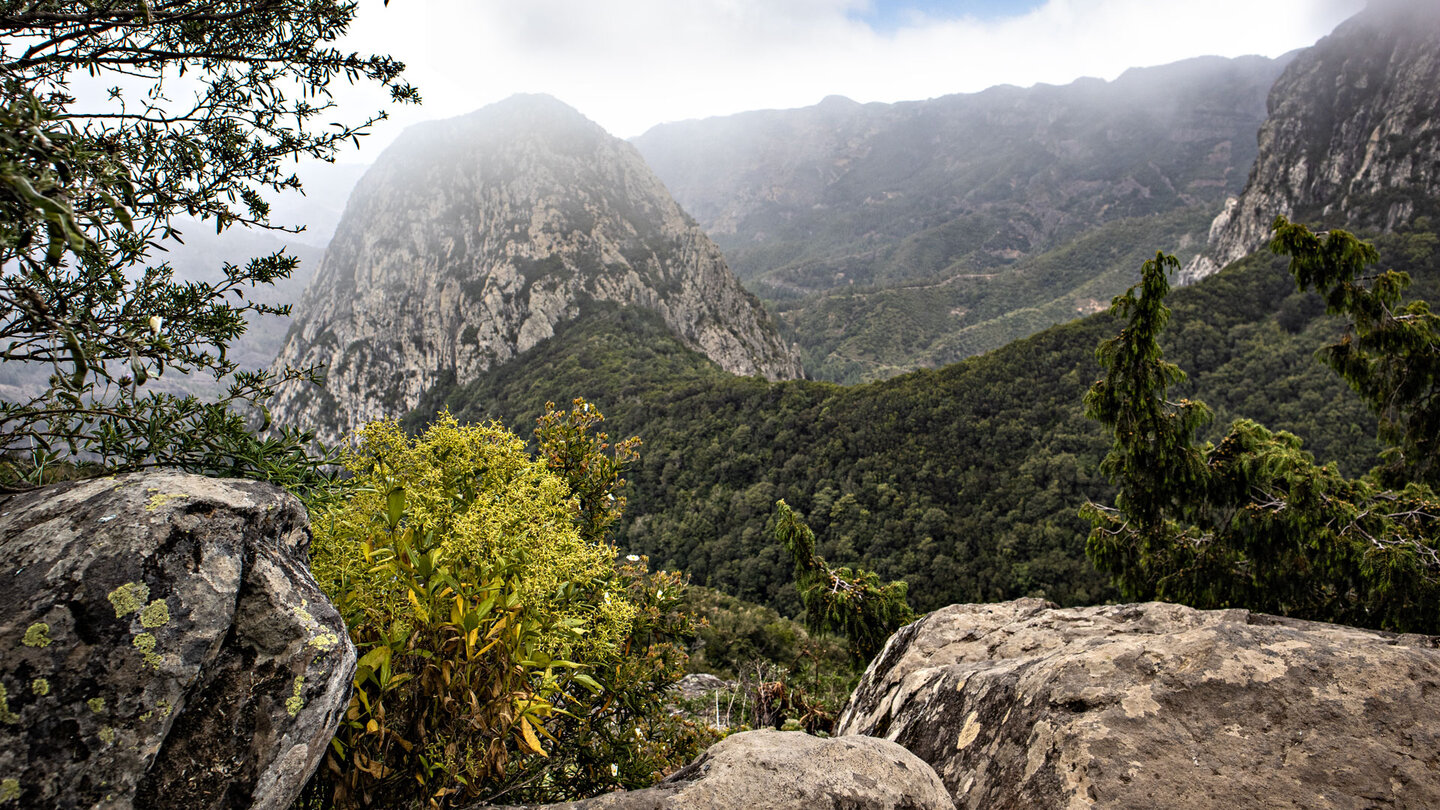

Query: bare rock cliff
[270,94,800,442]
[1183,0,1440,282]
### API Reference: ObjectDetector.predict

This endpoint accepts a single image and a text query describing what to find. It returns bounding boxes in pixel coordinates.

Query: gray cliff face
[270,94,800,441]
[1184,0,1440,282]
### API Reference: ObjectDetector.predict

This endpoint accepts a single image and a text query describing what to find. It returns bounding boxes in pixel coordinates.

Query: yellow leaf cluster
[311,412,637,659]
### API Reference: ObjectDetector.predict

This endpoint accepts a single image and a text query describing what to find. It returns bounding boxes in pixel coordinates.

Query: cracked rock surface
[838,598,1440,810]
[0,471,354,809]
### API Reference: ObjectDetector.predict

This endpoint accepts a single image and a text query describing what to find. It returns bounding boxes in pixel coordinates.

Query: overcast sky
[327,0,1365,150]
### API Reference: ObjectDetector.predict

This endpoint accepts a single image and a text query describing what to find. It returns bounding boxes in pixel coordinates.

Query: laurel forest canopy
[0,0,417,489]
[1083,220,1440,634]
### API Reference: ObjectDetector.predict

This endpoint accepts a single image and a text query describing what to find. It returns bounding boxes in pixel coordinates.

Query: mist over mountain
[393,1,1440,613]
[254,0,1440,617]
[634,54,1289,381]
[270,94,800,443]
[1186,0,1440,281]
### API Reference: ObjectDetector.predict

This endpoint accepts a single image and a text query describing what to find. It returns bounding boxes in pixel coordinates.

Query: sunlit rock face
[270,94,801,442]
[1183,0,1440,282]
[838,599,1440,810]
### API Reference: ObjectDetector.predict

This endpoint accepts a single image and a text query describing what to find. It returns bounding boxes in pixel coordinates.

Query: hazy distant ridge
[634,54,1288,295]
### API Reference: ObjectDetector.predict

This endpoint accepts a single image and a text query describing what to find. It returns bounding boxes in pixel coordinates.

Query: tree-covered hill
[412,223,1437,616]
[774,205,1214,382]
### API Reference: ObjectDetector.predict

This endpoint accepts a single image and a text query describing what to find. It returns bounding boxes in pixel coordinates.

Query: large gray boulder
[0,471,354,809]
[838,599,1440,810]
[489,730,955,810]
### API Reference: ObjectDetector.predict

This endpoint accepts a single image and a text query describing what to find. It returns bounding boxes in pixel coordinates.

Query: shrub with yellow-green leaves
[304,406,707,809]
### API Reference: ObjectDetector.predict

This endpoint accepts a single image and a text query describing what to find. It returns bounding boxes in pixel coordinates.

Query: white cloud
[329,0,1364,149]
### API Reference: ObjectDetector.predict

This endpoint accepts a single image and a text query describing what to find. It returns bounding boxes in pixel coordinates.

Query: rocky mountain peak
[269,95,801,442]
[1182,0,1440,282]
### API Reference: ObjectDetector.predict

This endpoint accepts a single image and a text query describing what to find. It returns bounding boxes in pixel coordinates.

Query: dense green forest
[412,221,1438,616]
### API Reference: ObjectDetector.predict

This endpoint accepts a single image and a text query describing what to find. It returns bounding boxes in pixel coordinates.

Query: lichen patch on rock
[0,471,356,810]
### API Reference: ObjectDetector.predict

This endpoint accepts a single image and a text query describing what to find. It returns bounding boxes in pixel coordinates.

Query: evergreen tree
[0,2,417,489]
[774,500,914,663]
[1271,216,1440,488]
[1082,235,1440,633]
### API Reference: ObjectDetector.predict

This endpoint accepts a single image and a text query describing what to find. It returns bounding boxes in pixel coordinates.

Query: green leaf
[571,673,602,694]
[385,486,405,528]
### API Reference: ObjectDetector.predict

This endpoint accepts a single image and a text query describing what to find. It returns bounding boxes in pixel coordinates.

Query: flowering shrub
[305,404,705,807]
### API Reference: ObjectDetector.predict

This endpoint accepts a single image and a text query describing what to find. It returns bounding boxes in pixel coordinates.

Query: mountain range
[633,54,1289,380]
[269,0,1440,613]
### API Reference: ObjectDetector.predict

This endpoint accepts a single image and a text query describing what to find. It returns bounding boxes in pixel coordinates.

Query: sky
[324,0,1366,154]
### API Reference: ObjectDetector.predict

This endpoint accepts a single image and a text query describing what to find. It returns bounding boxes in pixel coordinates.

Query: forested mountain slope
[633,55,1288,381]
[411,223,1439,615]
[772,206,1212,381]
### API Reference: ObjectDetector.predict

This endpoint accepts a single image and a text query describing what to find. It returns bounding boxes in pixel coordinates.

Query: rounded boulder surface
[0,471,354,809]
[486,729,955,810]
[839,599,1440,809]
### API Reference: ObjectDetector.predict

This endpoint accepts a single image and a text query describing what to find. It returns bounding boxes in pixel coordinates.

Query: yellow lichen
[87,697,105,714]
[107,582,149,618]
[139,711,152,722]
[21,622,51,648]
[292,604,315,625]
[0,778,18,803]
[97,726,116,745]
[30,679,48,697]
[956,711,981,750]
[308,632,339,651]
[139,599,170,629]
[0,684,17,723]
[132,633,162,668]
[285,676,305,717]
[156,699,172,717]
[145,492,187,511]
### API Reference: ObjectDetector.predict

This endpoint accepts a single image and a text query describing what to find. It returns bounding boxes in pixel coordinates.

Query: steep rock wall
[1184,0,1440,282]
[271,95,800,442]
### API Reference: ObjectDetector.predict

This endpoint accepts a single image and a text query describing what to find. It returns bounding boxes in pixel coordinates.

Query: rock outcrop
[486,730,954,810]
[0,471,353,809]
[839,599,1440,810]
[1183,0,1440,282]
[271,94,801,443]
